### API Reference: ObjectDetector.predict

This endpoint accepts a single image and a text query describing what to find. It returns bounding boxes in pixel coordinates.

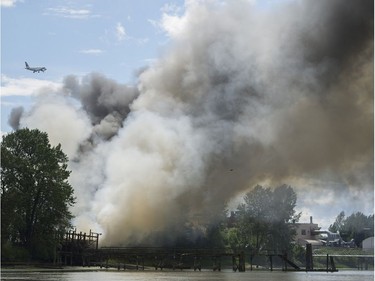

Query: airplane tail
[25,62,30,69]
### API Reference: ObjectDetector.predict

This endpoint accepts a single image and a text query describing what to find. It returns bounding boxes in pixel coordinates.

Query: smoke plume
[9,0,373,245]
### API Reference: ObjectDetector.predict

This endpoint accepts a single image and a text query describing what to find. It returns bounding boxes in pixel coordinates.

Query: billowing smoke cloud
[9,0,373,245]
[63,73,139,141]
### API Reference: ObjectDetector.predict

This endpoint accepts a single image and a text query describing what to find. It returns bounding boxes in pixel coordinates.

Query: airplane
[25,62,47,73]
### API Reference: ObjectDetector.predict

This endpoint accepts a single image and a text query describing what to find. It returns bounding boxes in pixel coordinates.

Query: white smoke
[20,95,92,159]
[9,0,373,245]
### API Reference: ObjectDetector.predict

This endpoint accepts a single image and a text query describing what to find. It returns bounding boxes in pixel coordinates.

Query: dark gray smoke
[10,0,373,245]
[63,73,139,140]
[8,106,23,130]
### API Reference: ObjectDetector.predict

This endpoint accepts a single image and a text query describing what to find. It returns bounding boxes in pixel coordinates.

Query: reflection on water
[1,269,374,281]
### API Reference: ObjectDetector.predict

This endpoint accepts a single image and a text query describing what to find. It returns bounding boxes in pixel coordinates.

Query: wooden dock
[56,231,369,272]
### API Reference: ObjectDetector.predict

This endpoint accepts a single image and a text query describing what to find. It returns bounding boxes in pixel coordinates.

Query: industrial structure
[293,216,355,248]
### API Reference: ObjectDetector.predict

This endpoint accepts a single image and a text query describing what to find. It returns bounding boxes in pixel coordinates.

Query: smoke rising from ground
[9,0,373,245]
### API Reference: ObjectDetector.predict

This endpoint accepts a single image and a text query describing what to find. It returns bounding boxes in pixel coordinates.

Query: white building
[362,237,374,252]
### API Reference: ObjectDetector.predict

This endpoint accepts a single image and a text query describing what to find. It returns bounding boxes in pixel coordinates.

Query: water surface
[1,269,373,281]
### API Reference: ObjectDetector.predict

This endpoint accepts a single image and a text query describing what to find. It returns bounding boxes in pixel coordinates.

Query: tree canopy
[329,211,374,247]
[225,184,300,253]
[1,128,75,261]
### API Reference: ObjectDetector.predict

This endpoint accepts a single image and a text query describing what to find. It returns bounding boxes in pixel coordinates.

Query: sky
[1,0,373,243]
[1,0,186,132]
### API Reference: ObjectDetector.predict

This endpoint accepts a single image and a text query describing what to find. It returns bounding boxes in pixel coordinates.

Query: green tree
[329,211,345,233]
[329,211,374,247]
[1,128,75,261]
[237,185,272,253]
[222,227,243,251]
[268,185,300,251]
[235,185,299,253]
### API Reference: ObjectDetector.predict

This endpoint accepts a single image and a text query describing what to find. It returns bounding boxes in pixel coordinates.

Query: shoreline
[1,264,373,273]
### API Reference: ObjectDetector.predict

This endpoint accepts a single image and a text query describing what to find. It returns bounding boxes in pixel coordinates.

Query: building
[292,216,356,248]
[293,216,323,247]
[362,237,374,252]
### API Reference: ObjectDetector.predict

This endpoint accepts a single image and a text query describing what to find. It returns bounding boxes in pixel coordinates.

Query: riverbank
[1,268,374,281]
[2,263,374,273]
[1,265,103,272]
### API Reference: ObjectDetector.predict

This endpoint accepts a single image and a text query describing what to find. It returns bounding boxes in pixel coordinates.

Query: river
[1,269,373,281]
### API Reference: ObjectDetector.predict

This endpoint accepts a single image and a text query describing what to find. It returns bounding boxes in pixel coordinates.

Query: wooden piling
[305,243,313,271]
[269,255,273,271]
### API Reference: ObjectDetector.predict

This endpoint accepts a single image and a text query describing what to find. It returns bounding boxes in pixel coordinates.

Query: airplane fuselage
[25,62,47,73]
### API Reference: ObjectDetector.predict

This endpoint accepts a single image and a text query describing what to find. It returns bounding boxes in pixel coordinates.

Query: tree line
[1,129,74,261]
[1,128,373,262]
[329,211,374,247]
[222,184,300,253]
